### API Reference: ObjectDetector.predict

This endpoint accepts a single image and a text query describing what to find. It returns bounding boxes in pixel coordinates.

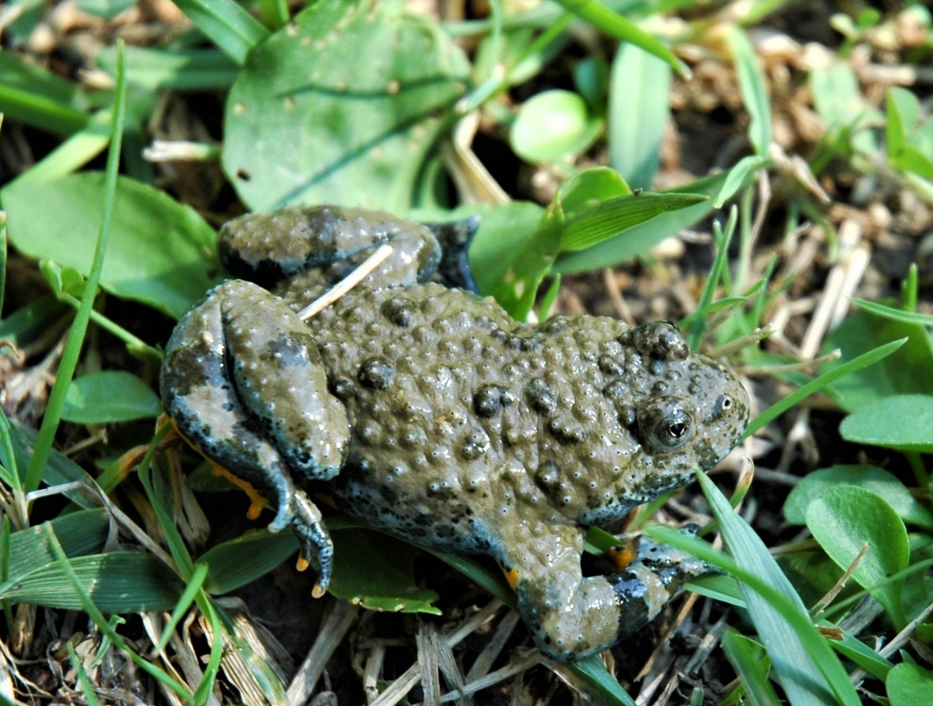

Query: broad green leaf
[839,394,933,453]
[887,662,933,706]
[8,510,109,580]
[511,89,601,163]
[806,486,908,627]
[809,62,880,155]
[327,529,441,614]
[223,0,471,212]
[0,553,184,612]
[823,310,933,411]
[200,529,299,595]
[728,27,772,155]
[784,465,933,529]
[554,167,631,216]
[2,173,219,319]
[559,192,707,252]
[62,371,161,424]
[554,172,726,274]
[892,145,933,179]
[464,201,551,318]
[609,44,670,190]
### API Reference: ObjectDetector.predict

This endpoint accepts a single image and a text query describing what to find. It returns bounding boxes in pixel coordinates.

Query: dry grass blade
[287,599,359,705]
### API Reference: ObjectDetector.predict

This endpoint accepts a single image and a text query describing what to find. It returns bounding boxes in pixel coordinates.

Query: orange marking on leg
[606,543,637,572]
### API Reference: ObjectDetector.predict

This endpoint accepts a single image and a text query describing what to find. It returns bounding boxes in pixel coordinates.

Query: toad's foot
[161,279,350,593]
[502,524,713,661]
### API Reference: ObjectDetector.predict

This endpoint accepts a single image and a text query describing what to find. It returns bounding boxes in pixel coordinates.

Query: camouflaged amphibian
[161,205,749,661]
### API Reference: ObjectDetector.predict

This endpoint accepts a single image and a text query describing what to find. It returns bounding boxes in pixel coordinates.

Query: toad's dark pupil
[667,420,687,438]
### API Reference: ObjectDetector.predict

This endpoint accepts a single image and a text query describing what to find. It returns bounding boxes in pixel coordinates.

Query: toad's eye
[638,397,695,452]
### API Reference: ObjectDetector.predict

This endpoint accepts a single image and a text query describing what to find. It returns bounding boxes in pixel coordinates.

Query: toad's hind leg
[160,280,350,594]
[500,524,711,661]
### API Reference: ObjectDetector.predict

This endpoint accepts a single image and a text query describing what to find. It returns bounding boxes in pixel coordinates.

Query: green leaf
[714,154,770,207]
[554,167,631,216]
[2,173,219,319]
[806,486,909,627]
[853,299,933,327]
[608,44,670,190]
[327,529,441,614]
[511,89,601,163]
[886,88,914,156]
[552,0,688,77]
[200,529,299,595]
[0,51,89,135]
[823,309,933,411]
[559,192,707,252]
[728,27,772,155]
[222,1,471,212]
[76,0,135,20]
[97,47,240,91]
[839,394,933,453]
[62,371,161,424]
[8,510,109,581]
[0,295,69,351]
[554,171,726,274]
[743,337,907,440]
[784,465,933,529]
[463,201,552,319]
[887,662,933,706]
[721,630,781,706]
[654,473,861,706]
[892,145,933,179]
[0,553,184,612]
[171,0,269,66]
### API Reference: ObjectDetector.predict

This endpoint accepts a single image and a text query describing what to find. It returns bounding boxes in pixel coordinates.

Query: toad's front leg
[500,524,711,662]
[160,279,350,594]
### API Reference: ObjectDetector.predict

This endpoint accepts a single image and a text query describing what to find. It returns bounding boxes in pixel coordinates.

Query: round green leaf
[3,173,218,319]
[511,89,602,163]
[887,662,933,706]
[806,485,908,626]
[62,371,162,424]
[784,465,933,529]
[223,1,470,212]
[840,394,933,452]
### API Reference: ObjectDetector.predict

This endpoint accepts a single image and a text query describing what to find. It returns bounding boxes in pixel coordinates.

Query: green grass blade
[853,299,933,327]
[158,563,208,651]
[651,474,862,706]
[728,26,772,154]
[68,641,102,706]
[172,0,270,66]
[609,44,671,190]
[554,0,688,77]
[721,629,781,706]
[22,42,127,494]
[742,337,907,440]
[686,207,737,350]
[560,192,707,252]
[4,109,111,187]
[42,526,190,698]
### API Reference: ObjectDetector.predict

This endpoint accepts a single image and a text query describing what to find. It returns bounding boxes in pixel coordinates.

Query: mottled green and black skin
[161,205,749,662]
